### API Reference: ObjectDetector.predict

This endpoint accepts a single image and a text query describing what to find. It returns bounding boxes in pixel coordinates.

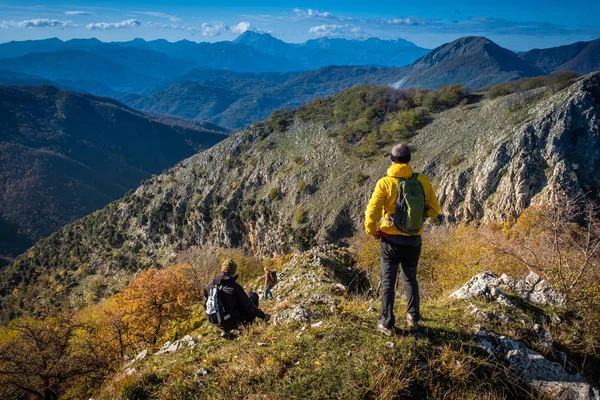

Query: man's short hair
[391,144,411,163]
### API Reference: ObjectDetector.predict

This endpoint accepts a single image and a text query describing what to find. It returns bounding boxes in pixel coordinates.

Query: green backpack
[392,173,426,235]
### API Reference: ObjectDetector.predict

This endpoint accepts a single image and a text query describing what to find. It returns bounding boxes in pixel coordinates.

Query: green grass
[98,296,532,400]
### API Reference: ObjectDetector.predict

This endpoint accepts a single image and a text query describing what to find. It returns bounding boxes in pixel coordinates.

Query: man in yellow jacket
[365,143,440,335]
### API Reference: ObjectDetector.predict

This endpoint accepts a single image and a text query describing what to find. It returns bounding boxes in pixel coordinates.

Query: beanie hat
[390,143,411,163]
[221,259,237,275]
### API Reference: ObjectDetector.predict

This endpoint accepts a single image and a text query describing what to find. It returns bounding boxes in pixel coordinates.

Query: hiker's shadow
[393,321,477,345]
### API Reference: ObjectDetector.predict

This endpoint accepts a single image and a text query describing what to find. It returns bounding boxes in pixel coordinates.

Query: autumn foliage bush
[352,225,525,300]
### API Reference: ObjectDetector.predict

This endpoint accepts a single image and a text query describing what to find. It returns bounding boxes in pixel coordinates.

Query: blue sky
[1,0,599,50]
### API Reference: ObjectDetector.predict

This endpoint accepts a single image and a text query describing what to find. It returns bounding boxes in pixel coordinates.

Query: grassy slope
[96,246,564,400]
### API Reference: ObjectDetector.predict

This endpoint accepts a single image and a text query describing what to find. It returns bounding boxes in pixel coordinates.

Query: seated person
[203,259,270,333]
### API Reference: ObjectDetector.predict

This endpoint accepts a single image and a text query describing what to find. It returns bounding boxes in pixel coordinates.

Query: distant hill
[127,83,240,121]
[0,50,156,92]
[0,85,229,258]
[518,38,600,74]
[0,69,125,97]
[126,66,404,129]
[392,37,544,89]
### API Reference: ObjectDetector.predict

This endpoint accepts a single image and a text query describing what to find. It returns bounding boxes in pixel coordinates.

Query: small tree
[0,314,108,400]
[114,264,200,347]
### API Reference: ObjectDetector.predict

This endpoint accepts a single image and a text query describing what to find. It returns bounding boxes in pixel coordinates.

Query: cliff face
[432,73,600,222]
[2,72,598,319]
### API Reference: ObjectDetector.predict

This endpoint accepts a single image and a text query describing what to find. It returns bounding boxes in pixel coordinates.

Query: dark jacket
[203,272,266,332]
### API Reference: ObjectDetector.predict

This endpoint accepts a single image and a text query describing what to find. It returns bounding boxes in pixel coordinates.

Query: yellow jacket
[365,163,440,236]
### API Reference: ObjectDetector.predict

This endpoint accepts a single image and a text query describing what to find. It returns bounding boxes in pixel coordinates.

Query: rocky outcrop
[476,328,599,400]
[264,246,368,326]
[436,72,600,224]
[455,270,597,399]
[155,335,197,355]
[450,271,566,307]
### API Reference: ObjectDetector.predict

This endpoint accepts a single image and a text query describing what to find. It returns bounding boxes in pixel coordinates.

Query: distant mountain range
[0,85,228,259]
[1,34,598,128]
[122,36,600,128]
[0,33,429,93]
[232,31,430,68]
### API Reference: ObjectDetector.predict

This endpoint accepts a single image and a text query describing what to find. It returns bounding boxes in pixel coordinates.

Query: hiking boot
[377,322,393,336]
[407,314,420,332]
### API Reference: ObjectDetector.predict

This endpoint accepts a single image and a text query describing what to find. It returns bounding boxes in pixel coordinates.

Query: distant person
[204,259,270,333]
[364,144,440,335]
[263,267,278,301]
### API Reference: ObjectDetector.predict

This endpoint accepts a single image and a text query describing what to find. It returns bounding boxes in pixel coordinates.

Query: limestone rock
[452,271,566,307]
[274,305,312,325]
[155,335,197,355]
[499,337,598,399]
[134,349,148,362]
[513,272,566,307]
[450,272,500,300]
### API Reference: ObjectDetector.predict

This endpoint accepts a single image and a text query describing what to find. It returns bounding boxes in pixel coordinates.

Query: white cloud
[377,18,418,25]
[200,22,228,37]
[0,19,78,28]
[86,19,141,30]
[231,21,255,34]
[64,11,93,16]
[146,21,244,36]
[293,8,333,18]
[308,24,364,38]
[133,12,181,22]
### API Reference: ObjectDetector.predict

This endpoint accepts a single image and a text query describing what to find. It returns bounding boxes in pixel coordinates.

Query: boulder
[451,271,566,307]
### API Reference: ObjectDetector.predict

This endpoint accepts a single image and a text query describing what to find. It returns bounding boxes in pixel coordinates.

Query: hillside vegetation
[3,70,597,323]
[0,85,229,259]
[0,82,469,320]
[2,213,600,399]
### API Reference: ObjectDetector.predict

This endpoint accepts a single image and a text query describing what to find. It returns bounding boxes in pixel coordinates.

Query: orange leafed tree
[112,264,201,347]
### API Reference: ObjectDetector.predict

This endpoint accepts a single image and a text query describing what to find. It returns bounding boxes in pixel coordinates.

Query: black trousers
[378,238,422,329]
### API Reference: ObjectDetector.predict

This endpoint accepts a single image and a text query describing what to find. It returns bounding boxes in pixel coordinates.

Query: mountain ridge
[518,38,600,74]
[393,36,545,89]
